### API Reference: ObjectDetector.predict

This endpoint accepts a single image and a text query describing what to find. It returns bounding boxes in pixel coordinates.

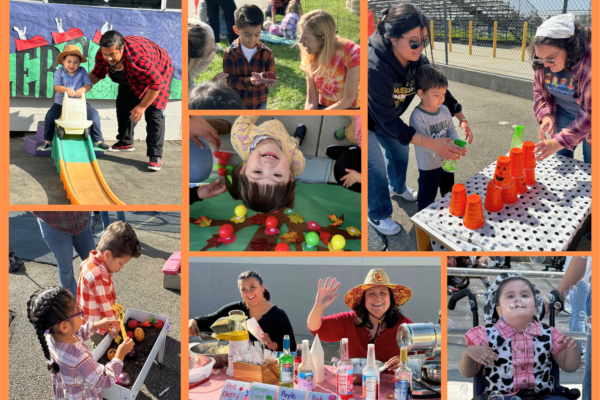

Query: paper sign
[219,380,248,400]
[307,393,339,400]
[248,382,279,400]
[276,388,308,400]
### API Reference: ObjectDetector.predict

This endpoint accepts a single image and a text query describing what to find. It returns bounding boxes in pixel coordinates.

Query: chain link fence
[368,0,591,80]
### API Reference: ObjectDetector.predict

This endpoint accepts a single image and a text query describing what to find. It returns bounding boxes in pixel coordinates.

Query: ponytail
[263,288,271,301]
[27,286,75,374]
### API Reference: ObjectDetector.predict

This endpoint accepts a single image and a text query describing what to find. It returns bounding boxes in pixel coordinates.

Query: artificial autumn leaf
[346,226,361,236]
[193,216,212,227]
[307,221,321,230]
[250,213,267,225]
[328,213,343,226]
[206,234,223,248]
[319,230,333,245]
[250,238,272,251]
[279,231,305,244]
[288,212,304,224]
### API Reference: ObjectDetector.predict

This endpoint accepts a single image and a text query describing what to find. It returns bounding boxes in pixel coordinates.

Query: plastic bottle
[362,343,379,400]
[297,340,315,391]
[395,346,412,400]
[441,139,468,173]
[336,338,353,399]
[278,335,294,388]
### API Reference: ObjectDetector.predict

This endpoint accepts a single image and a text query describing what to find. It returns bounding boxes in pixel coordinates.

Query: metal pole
[431,20,435,50]
[492,21,498,58]
[563,0,569,14]
[469,21,473,55]
[447,268,566,278]
[521,21,528,61]
[449,20,452,52]
[444,0,448,65]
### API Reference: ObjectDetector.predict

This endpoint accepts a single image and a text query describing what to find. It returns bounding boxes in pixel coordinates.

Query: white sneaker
[95,231,105,238]
[368,217,401,235]
[392,186,418,202]
[215,44,223,52]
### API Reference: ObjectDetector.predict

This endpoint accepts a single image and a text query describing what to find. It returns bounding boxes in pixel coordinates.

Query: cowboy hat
[56,45,87,64]
[344,268,412,310]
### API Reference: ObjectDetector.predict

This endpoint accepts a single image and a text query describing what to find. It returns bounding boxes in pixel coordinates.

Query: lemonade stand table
[411,154,591,252]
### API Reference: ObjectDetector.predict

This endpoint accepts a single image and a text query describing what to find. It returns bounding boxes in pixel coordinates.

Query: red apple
[127,331,134,339]
[127,320,139,330]
[154,320,164,330]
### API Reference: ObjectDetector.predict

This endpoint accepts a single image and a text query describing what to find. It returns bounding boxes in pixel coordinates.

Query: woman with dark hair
[530,14,591,162]
[188,19,228,89]
[307,269,413,369]
[189,270,296,351]
[367,4,472,235]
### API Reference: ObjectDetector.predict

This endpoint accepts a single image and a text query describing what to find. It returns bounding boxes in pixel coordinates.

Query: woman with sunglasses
[27,286,134,399]
[367,3,472,235]
[530,14,591,162]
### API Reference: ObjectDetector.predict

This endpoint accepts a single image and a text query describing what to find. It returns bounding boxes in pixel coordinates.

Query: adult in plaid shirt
[34,212,96,297]
[89,30,174,171]
[78,221,141,345]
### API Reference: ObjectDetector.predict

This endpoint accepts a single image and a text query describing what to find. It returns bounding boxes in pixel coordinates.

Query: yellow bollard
[449,20,452,52]
[431,20,434,49]
[521,21,528,61]
[492,21,498,58]
[469,21,473,55]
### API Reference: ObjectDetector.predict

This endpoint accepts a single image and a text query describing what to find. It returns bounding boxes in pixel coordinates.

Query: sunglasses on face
[401,36,430,50]
[533,57,556,64]
[45,306,84,334]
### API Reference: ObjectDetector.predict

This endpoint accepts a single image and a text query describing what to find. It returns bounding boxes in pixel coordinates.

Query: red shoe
[148,156,162,171]
[110,141,135,152]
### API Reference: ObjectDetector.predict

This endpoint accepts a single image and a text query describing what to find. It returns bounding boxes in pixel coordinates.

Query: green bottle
[279,335,294,388]
[511,125,524,149]
[441,139,468,173]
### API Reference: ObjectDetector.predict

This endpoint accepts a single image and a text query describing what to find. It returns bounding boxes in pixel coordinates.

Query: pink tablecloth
[190,365,400,400]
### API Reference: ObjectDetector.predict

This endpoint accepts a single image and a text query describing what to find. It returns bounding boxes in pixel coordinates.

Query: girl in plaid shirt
[27,286,134,400]
[280,0,302,39]
[459,274,580,399]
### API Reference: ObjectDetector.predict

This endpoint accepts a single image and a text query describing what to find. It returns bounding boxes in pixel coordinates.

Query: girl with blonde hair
[299,10,360,110]
[280,0,302,39]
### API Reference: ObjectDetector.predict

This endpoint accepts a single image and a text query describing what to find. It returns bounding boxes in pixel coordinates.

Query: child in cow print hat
[459,273,581,399]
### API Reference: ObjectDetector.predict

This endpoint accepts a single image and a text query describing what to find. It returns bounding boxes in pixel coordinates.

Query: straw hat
[344,269,412,310]
[56,45,87,64]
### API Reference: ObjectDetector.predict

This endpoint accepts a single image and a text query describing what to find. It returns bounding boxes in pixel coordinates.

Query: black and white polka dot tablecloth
[411,154,591,251]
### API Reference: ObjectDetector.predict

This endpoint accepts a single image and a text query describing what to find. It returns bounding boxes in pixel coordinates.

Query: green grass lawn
[194,1,360,110]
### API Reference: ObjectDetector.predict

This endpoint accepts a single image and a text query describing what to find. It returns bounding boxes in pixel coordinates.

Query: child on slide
[460,273,581,400]
[38,45,108,151]
[226,115,306,213]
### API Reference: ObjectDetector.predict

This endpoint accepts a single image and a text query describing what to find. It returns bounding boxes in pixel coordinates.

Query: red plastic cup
[484,181,503,212]
[493,156,513,188]
[510,148,524,177]
[449,184,468,217]
[514,174,527,194]
[501,182,518,205]
[525,168,536,186]
[522,141,536,169]
[464,194,485,230]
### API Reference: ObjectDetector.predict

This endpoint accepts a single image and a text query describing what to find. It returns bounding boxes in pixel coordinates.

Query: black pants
[417,167,454,212]
[116,84,164,158]
[334,147,361,193]
[206,0,238,44]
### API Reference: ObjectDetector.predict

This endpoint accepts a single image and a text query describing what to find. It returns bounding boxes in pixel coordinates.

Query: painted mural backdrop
[10,1,182,100]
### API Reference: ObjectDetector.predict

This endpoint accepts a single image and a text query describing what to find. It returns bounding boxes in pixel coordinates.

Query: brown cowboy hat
[344,268,412,310]
[56,45,87,64]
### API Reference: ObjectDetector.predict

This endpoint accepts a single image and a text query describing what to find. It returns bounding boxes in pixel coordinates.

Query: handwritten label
[308,392,339,400]
[276,388,308,400]
[219,380,248,400]
[248,382,279,400]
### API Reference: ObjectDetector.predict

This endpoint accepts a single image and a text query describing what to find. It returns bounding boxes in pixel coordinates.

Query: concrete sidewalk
[8,213,181,400]
[10,139,182,205]
[446,263,587,399]
[368,79,590,252]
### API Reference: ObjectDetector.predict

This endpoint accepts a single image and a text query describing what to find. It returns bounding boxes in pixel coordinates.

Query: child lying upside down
[459,274,581,400]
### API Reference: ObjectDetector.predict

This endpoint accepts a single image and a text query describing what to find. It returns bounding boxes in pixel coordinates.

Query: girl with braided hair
[27,286,134,399]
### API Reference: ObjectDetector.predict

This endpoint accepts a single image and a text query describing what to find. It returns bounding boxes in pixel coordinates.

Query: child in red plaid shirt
[28,286,135,400]
[77,221,141,345]
[460,274,580,399]
[223,5,278,110]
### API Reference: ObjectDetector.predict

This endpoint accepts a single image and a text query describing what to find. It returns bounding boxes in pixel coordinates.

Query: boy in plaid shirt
[77,221,141,344]
[223,5,278,110]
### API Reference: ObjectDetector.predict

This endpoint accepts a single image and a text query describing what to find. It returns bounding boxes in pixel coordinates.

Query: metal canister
[396,322,441,352]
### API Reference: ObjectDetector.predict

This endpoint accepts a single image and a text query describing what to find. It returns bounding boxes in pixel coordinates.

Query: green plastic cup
[441,139,468,173]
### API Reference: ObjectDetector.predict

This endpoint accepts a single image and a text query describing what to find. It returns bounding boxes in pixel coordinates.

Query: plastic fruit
[222,152,232,160]
[265,216,278,229]
[127,331,134,339]
[235,205,247,217]
[107,348,117,360]
[154,320,164,330]
[218,167,227,176]
[126,347,137,359]
[331,235,346,250]
[134,327,145,342]
[218,158,228,166]
[117,372,132,387]
[219,224,234,239]
[127,320,139,330]
[213,151,223,158]
[305,232,319,247]
[274,243,290,251]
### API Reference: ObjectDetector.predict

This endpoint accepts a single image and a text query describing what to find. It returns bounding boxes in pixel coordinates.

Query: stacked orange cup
[484,181,503,212]
[493,156,513,188]
[464,194,485,230]
[510,148,527,194]
[449,184,468,217]
[522,141,536,185]
[502,180,519,204]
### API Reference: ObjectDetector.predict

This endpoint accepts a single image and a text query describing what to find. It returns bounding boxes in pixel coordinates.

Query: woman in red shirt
[307,268,413,371]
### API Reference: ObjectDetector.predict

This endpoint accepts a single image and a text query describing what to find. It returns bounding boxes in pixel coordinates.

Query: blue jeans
[190,138,214,182]
[258,99,268,110]
[37,217,96,297]
[556,137,591,163]
[44,102,103,143]
[368,129,410,219]
[100,212,126,231]
[582,290,591,400]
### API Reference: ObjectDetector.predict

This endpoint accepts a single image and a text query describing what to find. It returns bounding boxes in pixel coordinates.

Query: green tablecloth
[190,183,361,251]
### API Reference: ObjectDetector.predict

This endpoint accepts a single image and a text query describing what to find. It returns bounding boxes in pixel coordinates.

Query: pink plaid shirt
[49,322,123,400]
[533,45,591,151]
[465,321,565,395]
[77,251,116,336]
